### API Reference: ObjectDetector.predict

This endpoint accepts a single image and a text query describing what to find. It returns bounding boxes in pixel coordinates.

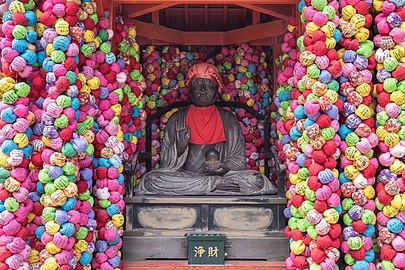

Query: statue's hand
[176,126,190,156]
[206,161,230,175]
[215,178,240,192]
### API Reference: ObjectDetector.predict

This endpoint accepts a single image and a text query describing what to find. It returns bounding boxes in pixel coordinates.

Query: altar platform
[124,195,288,261]
[123,260,287,270]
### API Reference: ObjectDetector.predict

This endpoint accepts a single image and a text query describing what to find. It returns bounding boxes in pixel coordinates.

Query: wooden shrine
[99,0,297,263]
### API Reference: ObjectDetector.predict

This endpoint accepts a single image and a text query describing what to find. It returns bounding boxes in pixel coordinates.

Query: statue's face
[189,78,218,107]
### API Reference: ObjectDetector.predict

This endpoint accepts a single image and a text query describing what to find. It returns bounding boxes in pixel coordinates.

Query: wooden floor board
[123,260,286,270]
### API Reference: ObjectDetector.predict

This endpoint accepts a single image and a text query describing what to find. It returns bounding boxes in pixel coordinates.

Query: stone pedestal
[124,195,288,261]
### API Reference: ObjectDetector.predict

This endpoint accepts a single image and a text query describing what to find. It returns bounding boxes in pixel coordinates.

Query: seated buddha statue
[135,63,277,195]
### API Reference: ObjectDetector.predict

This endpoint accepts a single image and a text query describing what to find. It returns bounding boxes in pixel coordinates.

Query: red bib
[186,105,226,145]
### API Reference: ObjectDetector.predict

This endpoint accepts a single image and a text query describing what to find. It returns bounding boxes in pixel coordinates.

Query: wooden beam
[237,3,292,20]
[295,3,302,37]
[252,11,260,25]
[134,20,183,44]
[95,0,104,17]
[225,19,287,44]
[124,3,179,18]
[250,37,275,46]
[135,19,287,45]
[109,0,116,37]
[115,0,298,4]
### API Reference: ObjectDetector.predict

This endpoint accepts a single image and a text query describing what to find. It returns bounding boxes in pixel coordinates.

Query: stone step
[123,260,286,270]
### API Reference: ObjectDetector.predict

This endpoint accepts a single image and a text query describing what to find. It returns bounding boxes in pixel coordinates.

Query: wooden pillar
[110,0,117,47]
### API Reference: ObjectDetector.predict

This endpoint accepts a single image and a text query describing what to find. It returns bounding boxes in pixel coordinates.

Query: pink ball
[313,12,329,26]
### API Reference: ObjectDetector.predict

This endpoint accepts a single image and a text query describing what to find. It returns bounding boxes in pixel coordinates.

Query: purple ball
[284,207,292,219]
[48,165,64,179]
[342,226,359,240]
[345,114,362,129]
[343,102,356,117]
[348,205,364,221]
[95,240,108,252]
[342,50,357,63]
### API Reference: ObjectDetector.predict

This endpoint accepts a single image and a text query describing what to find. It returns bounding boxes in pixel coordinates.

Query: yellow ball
[46,241,61,255]
[45,221,60,235]
[112,214,125,227]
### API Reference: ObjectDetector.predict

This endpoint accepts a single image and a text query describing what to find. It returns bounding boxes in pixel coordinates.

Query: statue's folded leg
[136,170,223,195]
[214,170,278,195]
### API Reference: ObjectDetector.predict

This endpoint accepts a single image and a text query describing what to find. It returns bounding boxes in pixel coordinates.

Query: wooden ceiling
[122,4,281,32]
[104,0,298,46]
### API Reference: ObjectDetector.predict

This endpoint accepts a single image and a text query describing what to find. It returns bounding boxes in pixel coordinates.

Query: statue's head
[186,63,223,107]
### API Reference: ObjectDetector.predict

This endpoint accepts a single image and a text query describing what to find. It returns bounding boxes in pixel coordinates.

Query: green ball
[100,42,111,54]
[51,50,66,63]
[38,168,52,184]
[307,225,318,240]
[375,198,384,211]
[345,132,360,147]
[54,175,69,190]
[76,123,87,135]
[344,254,356,266]
[45,183,57,196]
[86,144,94,156]
[342,198,355,211]
[321,127,335,140]
[5,197,19,212]
[0,167,10,181]
[364,150,374,159]
[54,114,68,129]
[398,126,405,139]
[118,41,130,53]
[398,111,405,125]
[2,91,19,104]
[297,218,310,232]
[307,64,321,79]
[15,82,30,97]
[42,207,56,221]
[311,0,328,11]
[361,209,375,224]
[381,260,395,270]
[12,25,27,39]
[98,29,109,42]
[62,162,77,176]
[327,80,339,91]
[75,227,89,240]
[23,0,36,10]
[78,190,91,201]
[99,199,111,209]
[65,71,77,85]
[305,189,316,202]
[80,44,93,57]
[376,111,390,126]
[297,168,309,179]
[384,57,399,72]
[309,263,322,270]
[343,213,353,226]
[384,78,398,93]
[62,142,76,157]
[56,95,72,108]
[297,36,305,52]
[288,217,299,230]
[322,6,336,19]
[290,206,300,218]
[347,236,363,250]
